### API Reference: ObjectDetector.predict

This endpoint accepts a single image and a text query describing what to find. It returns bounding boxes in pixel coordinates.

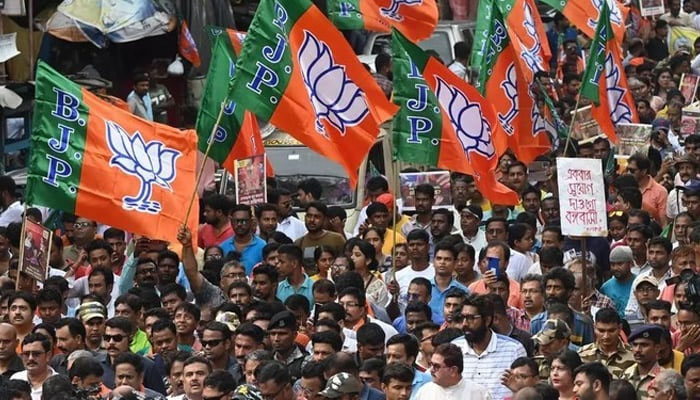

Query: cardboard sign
[680,73,699,105]
[399,171,452,211]
[234,154,267,205]
[640,0,665,17]
[681,109,700,137]
[19,219,52,282]
[569,106,602,143]
[615,123,652,158]
[557,157,608,237]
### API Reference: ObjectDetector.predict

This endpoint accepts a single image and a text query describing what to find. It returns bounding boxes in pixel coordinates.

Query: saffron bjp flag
[391,29,519,205]
[539,0,627,46]
[179,20,201,67]
[196,35,273,177]
[326,0,438,42]
[579,2,638,143]
[27,61,199,245]
[499,0,551,81]
[472,1,551,163]
[229,0,398,187]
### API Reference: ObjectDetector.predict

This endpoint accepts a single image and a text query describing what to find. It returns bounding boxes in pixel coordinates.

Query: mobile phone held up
[487,257,500,278]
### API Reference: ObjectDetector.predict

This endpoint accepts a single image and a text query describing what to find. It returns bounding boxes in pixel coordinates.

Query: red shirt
[198,222,234,248]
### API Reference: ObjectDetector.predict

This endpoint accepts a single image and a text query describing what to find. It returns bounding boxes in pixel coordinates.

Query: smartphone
[487,257,500,278]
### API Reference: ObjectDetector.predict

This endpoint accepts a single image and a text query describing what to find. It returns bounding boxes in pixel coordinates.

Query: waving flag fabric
[392,29,518,205]
[539,0,627,45]
[179,20,201,67]
[579,1,638,143]
[326,0,438,42]
[27,61,199,245]
[229,0,397,187]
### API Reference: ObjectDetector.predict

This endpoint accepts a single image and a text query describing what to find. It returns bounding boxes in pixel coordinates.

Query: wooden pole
[562,95,583,155]
[580,237,589,300]
[184,101,226,224]
[390,160,399,281]
[15,204,27,290]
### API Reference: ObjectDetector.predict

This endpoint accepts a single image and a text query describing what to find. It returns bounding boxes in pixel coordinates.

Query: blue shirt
[277,273,314,306]
[220,235,266,275]
[600,275,636,319]
[530,309,594,347]
[411,369,432,400]
[429,278,469,325]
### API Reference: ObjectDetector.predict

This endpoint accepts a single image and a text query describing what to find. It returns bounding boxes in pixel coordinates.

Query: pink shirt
[469,278,523,308]
[198,223,234,248]
[641,176,668,225]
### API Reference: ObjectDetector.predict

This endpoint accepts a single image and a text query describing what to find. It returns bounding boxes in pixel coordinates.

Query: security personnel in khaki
[532,319,572,382]
[578,307,635,378]
[622,324,667,400]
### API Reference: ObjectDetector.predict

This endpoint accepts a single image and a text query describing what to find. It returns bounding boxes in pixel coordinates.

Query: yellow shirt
[662,350,685,372]
[382,228,406,255]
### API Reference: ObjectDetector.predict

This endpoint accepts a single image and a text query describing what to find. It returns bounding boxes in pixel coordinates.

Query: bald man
[0,323,22,384]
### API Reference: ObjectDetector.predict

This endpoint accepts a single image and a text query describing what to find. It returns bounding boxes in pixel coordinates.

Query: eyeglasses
[103,334,126,343]
[636,286,657,294]
[458,314,482,322]
[74,222,95,229]
[21,350,45,358]
[222,272,247,280]
[201,338,224,348]
[338,302,360,309]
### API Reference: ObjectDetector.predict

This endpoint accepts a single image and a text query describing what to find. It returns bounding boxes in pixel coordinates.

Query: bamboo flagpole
[184,101,227,224]
[15,204,27,290]
[562,95,583,155]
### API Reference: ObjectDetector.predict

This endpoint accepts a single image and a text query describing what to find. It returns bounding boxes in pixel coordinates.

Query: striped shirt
[452,332,527,400]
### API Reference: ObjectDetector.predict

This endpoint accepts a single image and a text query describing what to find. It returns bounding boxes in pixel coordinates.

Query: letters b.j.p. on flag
[229,0,398,187]
[391,29,519,205]
[579,1,638,143]
[27,61,199,245]
[326,0,438,42]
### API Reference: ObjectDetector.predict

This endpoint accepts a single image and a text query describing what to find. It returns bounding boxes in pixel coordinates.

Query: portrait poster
[19,219,52,282]
[234,154,267,205]
[399,171,452,211]
[679,73,699,105]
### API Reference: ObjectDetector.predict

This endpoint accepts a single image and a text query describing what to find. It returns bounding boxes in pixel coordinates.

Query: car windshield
[266,146,354,208]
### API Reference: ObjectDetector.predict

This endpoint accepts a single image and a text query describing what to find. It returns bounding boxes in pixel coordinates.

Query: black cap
[268,310,297,330]
[629,324,664,343]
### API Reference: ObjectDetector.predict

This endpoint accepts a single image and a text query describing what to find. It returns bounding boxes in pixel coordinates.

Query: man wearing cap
[667,156,698,220]
[625,276,661,329]
[78,301,107,352]
[532,319,572,382]
[578,308,635,379]
[623,325,667,400]
[320,372,363,400]
[458,205,486,257]
[601,246,637,319]
[268,311,308,382]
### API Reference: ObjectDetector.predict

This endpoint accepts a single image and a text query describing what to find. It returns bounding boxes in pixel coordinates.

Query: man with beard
[0,323,22,385]
[232,323,265,384]
[198,194,233,248]
[530,267,594,347]
[156,251,181,293]
[540,197,561,226]
[295,202,346,258]
[623,325,666,399]
[104,228,127,275]
[50,318,85,374]
[429,209,454,253]
[127,72,153,120]
[402,184,435,238]
[268,311,308,382]
[87,267,115,316]
[601,246,636,318]
[97,316,166,394]
[578,308,635,379]
[220,204,266,274]
[573,362,612,400]
[451,294,526,399]
[256,203,279,242]
[251,264,279,303]
[11,333,58,400]
[78,301,106,352]
[133,257,158,289]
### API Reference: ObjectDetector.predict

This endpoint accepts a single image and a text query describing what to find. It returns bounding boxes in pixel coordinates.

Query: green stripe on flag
[27,61,88,212]
[196,35,246,163]
[391,29,442,166]
[471,0,509,92]
[580,2,610,104]
[327,0,365,30]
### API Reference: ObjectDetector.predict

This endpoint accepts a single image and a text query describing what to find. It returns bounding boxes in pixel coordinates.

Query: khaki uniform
[578,340,636,378]
[622,363,664,400]
[533,355,551,382]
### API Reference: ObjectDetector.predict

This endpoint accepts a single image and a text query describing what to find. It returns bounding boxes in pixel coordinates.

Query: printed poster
[680,73,699,105]
[556,157,608,237]
[569,106,602,143]
[399,171,452,211]
[615,123,652,158]
[640,0,665,17]
[19,219,52,282]
[681,108,700,137]
[234,154,267,205]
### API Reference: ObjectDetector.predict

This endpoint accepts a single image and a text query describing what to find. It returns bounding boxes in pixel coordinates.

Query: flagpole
[562,95,583,155]
[15,204,27,290]
[184,101,226,225]
[391,160,399,281]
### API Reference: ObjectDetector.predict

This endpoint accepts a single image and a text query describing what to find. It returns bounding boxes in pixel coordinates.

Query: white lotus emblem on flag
[106,121,181,214]
[587,0,623,30]
[604,54,633,125]
[298,30,370,137]
[380,0,423,21]
[499,63,519,136]
[434,76,495,161]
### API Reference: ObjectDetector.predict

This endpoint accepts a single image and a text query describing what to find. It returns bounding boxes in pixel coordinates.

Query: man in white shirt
[447,42,471,82]
[415,342,491,400]
[459,205,486,257]
[391,230,435,301]
[451,294,526,399]
[11,333,59,400]
[0,176,22,227]
[270,188,307,241]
